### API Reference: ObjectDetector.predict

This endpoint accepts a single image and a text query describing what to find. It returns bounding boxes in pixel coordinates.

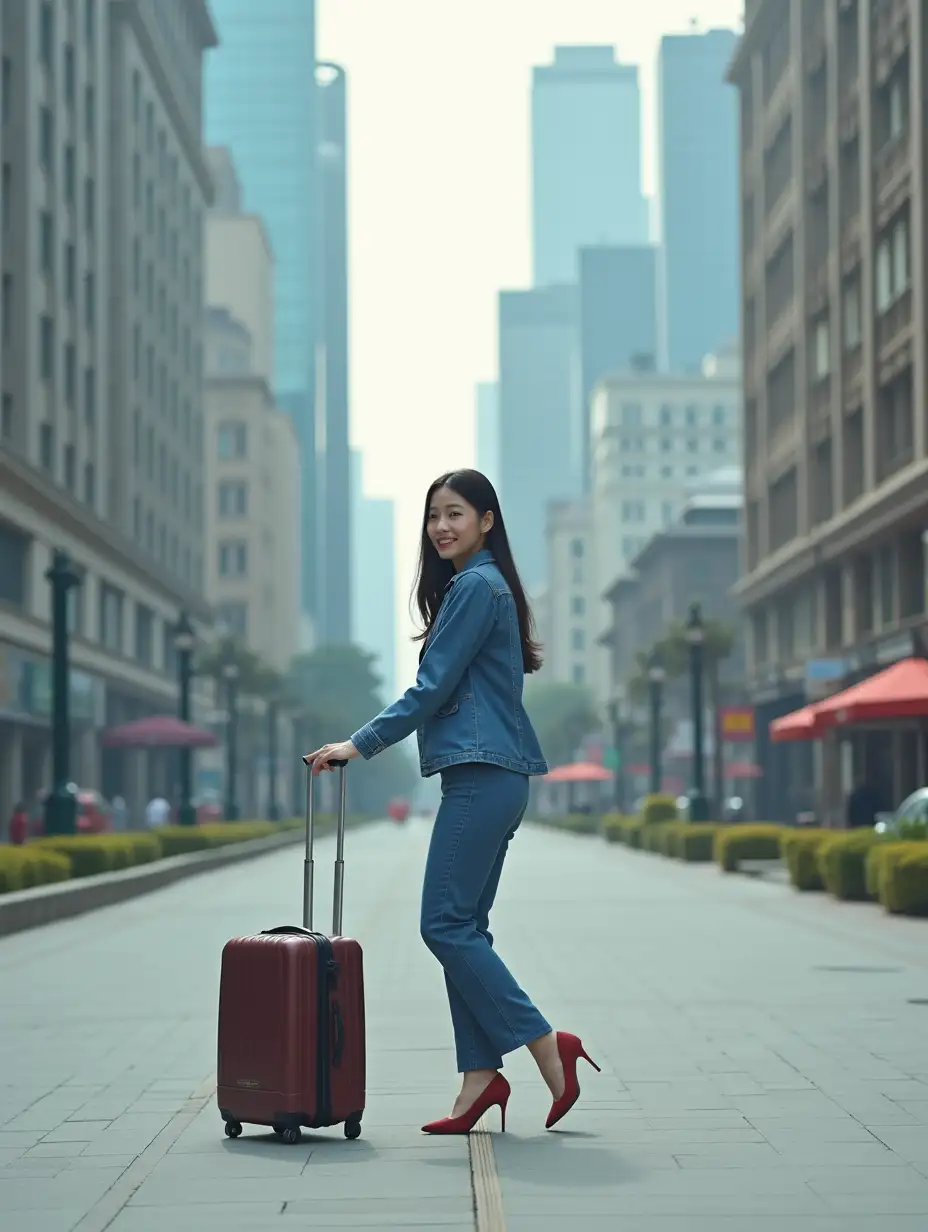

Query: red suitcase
[217,760,366,1143]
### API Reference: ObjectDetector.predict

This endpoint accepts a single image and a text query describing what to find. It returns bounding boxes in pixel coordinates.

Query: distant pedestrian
[144,796,170,828]
[304,469,598,1136]
[846,776,879,829]
[111,796,128,831]
[9,802,29,846]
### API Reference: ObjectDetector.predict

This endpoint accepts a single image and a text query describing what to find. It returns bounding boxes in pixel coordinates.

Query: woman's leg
[421,764,551,1106]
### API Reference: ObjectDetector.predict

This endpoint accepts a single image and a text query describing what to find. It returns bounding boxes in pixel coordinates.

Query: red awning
[544,762,614,784]
[815,657,928,725]
[724,761,763,780]
[770,704,826,743]
[101,715,219,750]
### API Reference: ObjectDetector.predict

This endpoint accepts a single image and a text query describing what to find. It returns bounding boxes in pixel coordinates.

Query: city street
[2,820,928,1231]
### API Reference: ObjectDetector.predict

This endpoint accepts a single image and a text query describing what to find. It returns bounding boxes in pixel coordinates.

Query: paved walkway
[2,820,928,1231]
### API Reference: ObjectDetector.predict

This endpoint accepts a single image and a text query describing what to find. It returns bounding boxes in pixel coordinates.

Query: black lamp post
[173,612,197,826]
[222,660,240,821]
[647,651,665,796]
[266,698,281,821]
[44,550,81,836]
[686,601,711,822]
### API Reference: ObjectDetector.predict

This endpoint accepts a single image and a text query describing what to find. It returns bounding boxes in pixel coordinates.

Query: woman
[305,469,599,1135]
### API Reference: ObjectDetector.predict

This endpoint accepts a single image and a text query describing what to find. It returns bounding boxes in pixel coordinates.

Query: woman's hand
[303,740,360,776]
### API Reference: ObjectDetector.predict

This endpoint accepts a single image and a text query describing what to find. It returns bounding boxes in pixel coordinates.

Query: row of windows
[131,329,200,438]
[620,462,724,481]
[35,424,96,504]
[129,497,201,586]
[618,403,732,429]
[615,436,732,455]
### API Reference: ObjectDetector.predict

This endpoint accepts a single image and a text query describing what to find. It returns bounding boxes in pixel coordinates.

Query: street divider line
[469,1113,507,1232]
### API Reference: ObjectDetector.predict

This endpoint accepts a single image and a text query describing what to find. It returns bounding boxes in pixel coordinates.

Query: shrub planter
[817,830,882,901]
[780,829,830,891]
[715,824,783,873]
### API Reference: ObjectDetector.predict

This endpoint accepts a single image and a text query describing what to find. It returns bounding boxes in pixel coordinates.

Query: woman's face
[427,485,492,569]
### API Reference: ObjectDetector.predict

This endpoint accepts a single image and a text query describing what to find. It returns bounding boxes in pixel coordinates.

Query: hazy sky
[317,0,742,689]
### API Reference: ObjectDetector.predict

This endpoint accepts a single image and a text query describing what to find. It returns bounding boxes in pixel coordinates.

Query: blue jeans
[420,762,552,1073]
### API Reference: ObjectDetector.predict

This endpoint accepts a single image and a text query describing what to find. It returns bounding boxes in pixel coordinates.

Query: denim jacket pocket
[434,692,472,719]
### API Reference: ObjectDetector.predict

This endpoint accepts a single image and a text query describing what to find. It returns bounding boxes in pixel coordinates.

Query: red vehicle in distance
[387,798,410,824]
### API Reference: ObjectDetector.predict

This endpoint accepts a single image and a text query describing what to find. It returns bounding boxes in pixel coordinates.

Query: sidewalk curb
[0,829,304,938]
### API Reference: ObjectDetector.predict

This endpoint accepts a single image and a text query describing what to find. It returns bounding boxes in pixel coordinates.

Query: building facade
[316,62,351,644]
[498,284,579,589]
[590,355,742,702]
[730,0,927,821]
[0,0,215,824]
[578,245,659,489]
[203,308,299,673]
[205,0,320,620]
[542,499,596,687]
[658,27,740,371]
[532,46,648,286]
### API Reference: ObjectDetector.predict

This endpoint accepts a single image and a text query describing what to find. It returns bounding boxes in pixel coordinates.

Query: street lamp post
[686,602,710,822]
[267,698,281,821]
[647,651,665,797]
[173,613,197,826]
[44,550,81,836]
[222,661,240,821]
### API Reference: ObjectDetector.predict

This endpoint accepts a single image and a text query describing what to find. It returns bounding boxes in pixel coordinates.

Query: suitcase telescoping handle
[302,758,348,935]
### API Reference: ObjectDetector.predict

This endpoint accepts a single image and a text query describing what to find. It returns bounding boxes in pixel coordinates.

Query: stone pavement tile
[815,1189,928,1216]
[748,1117,881,1143]
[279,1197,475,1222]
[506,1218,926,1232]
[0,1167,124,1210]
[24,1141,90,1158]
[108,1204,286,1232]
[0,1130,45,1150]
[804,1163,928,1192]
[1,1159,67,1178]
[895,1101,928,1124]
[759,1140,903,1167]
[41,1119,113,1142]
[6,1212,87,1232]
[868,1124,928,1161]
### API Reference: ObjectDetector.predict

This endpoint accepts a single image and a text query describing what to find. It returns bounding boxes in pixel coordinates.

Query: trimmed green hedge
[31,834,161,878]
[715,824,782,873]
[0,847,72,893]
[533,813,602,836]
[817,830,882,901]
[660,822,722,863]
[602,815,643,847]
[780,829,830,891]
[641,794,678,825]
[877,842,928,914]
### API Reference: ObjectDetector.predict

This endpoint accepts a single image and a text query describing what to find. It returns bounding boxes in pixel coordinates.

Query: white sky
[317,0,743,690]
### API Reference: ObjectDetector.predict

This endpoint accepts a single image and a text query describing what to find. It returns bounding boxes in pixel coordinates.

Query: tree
[523,679,600,771]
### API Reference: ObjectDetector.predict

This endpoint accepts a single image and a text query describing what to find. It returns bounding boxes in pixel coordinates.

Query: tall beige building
[730,0,927,820]
[204,154,300,673]
[0,0,216,822]
[541,500,596,688]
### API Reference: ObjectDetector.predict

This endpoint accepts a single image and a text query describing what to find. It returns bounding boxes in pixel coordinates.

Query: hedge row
[538,799,928,916]
[0,817,354,896]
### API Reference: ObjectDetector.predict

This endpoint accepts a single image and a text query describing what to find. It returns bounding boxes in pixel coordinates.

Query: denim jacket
[350,550,548,778]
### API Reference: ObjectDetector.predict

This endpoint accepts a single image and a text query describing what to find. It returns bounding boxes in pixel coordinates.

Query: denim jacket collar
[445,548,494,591]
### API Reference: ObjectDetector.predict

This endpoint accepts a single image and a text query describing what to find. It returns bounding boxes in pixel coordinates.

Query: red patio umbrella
[101,715,219,749]
[813,657,928,726]
[544,762,614,783]
[770,704,826,743]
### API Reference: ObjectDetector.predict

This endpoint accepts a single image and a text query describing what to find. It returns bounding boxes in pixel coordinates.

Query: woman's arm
[350,571,497,760]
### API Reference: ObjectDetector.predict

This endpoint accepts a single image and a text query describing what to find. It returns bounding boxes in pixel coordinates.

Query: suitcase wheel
[274,1125,302,1145]
[344,1113,362,1140]
[224,1120,243,1139]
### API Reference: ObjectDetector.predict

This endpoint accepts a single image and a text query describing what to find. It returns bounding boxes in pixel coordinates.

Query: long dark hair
[412,469,543,673]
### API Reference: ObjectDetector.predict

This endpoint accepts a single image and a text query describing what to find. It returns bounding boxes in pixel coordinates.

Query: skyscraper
[350,453,396,701]
[578,246,659,488]
[316,63,351,644]
[498,286,579,589]
[657,28,739,372]
[532,46,648,287]
[205,0,320,619]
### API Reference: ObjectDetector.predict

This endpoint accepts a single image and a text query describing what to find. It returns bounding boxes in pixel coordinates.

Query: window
[621,500,645,522]
[713,439,727,452]
[571,595,585,616]
[64,342,76,404]
[686,438,698,453]
[84,83,94,141]
[812,317,830,378]
[132,410,141,467]
[85,272,95,329]
[145,510,154,551]
[660,404,673,426]
[572,665,585,685]
[84,462,95,507]
[66,566,85,636]
[132,71,141,123]
[39,315,54,379]
[218,422,247,459]
[685,404,698,427]
[218,480,248,517]
[2,274,11,341]
[135,605,154,667]
[84,367,95,423]
[712,405,726,427]
[64,145,75,203]
[64,243,75,303]
[843,277,861,348]
[39,423,53,470]
[571,629,585,651]
[84,176,95,234]
[2,57,11,123]
[40,3,55,71]
[0,520,28,606]
[64,443,76,491]
[217,602,248,637]
[662,501,674,525]
[569,538,584,559]
[1,395,12,441]
[892,217,910,296]
[876,215,910,312]
[620,402,642,428]
[39,106,53,168]
[219,540,248,577]
[64,46,75,105]
[85,0,95,47]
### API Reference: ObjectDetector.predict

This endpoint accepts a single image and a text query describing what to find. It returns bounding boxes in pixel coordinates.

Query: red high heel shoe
[545,1031,601,1129]
[421,1073,511,1135]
